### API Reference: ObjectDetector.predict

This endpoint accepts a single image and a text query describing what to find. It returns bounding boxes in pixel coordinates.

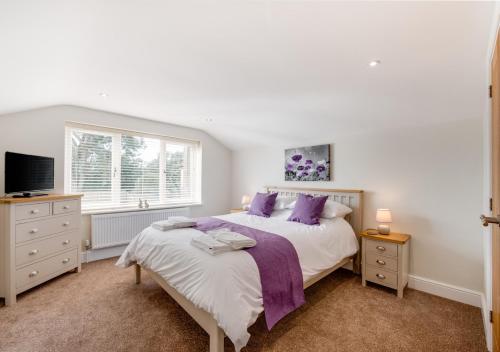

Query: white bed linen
[116,211,358,351]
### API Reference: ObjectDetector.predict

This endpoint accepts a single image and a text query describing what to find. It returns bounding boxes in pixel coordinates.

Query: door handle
[480,214,500,227]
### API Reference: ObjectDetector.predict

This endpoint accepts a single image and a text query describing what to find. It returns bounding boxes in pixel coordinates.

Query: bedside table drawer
[365,266,397,289]
[366,252,398,272]
[365,239,398,257]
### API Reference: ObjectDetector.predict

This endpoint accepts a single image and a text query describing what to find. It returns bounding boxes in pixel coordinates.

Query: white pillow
[273,196,297,210]
[321,200,352,219]
[270,208,293,219]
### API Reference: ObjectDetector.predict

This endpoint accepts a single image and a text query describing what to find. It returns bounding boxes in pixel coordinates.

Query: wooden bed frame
[134,187,364,352]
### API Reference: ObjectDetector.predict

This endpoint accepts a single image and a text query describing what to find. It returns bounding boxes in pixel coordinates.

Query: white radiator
[90,208,190,249]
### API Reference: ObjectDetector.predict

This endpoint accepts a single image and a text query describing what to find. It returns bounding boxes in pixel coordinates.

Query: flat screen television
[5,152,54,196]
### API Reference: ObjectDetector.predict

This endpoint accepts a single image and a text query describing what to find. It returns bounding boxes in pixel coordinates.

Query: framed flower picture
[284,144,331,181]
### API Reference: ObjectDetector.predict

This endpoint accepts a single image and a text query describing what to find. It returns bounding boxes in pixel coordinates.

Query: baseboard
[81,251,87,263]
[481,292,492,351]
[408,275,482,307]
[81,245,127,263]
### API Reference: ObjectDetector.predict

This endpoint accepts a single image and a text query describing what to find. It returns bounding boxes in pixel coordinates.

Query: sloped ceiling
[0,1,494,150]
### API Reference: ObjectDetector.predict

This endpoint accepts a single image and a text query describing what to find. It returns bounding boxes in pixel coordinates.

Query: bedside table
[360,231,411,298]
[230,208,245,214]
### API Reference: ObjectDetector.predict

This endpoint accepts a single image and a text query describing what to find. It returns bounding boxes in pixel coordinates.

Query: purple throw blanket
[196,217,305,330]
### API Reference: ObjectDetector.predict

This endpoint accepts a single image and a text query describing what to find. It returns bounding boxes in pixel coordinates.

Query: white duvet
[116,210,358,351]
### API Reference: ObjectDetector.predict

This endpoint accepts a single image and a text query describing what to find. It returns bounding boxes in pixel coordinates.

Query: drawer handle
[376,259,386,265]
[62,240,70,245]
[29,270,39,277]
[62,258,70,264]
[376,273,386,280]
[376,246,386,251]
[31,209,40,214]
[29,249,39,256]
[30,228,39,234]
[63,205,70,210]
[62,221,70,227]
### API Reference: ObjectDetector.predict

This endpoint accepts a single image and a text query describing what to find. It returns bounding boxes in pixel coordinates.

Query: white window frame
[65,122,202,213]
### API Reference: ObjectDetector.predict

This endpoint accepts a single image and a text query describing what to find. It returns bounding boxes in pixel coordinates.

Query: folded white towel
[206,228,256,250]
[169,216,194,223]
[191,235,233,256]
[152,216,197,231]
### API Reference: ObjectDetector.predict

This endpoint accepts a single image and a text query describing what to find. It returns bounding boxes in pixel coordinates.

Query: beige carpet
[0,258,486,352]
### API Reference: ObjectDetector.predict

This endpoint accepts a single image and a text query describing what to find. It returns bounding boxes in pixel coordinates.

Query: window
[65,123,201,211]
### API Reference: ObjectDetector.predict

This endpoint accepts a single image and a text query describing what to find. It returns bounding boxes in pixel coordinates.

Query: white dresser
[0,194,82,305]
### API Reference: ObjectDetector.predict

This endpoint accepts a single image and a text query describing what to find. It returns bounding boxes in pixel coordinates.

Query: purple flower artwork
[284,144,331,181]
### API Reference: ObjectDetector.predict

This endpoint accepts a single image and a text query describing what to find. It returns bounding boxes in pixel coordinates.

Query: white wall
[0,105,232,245]
[232,117,484,292]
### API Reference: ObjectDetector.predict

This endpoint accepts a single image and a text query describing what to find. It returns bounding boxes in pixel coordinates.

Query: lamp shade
[376,209,392,223]
[241,195,251,205]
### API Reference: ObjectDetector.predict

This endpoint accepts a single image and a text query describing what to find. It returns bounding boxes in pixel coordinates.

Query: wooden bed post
[140,266,226,352]
[209,325,224,352]
[135,263,141,284]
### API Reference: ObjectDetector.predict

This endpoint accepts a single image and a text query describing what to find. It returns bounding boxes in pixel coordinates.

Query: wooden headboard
[264,186,364,234]
[264,186,364,273]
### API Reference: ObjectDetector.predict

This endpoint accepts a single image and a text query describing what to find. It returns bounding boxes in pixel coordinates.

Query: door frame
[486,24,500,352]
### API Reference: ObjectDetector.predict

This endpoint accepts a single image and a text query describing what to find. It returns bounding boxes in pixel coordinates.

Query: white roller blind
[65,123,201,211]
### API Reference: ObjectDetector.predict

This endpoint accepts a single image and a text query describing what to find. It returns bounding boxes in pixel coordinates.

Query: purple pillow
[248,192,278,217]
[287,194,328,225]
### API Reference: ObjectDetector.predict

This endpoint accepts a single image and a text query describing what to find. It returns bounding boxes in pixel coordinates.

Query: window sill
[82,202,203,216]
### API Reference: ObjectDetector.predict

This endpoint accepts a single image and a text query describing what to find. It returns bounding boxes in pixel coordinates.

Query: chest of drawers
[360,231,411,298]
[0,194,82,305]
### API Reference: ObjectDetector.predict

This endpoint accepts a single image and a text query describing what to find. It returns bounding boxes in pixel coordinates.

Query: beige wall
[0,105,232,248]
[232,117,484,292]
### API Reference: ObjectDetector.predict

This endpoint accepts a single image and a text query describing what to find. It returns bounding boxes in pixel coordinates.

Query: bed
[116,186,363,352]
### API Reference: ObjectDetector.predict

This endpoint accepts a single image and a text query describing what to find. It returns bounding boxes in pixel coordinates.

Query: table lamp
[376,209,392,235]
[241,195,251,210]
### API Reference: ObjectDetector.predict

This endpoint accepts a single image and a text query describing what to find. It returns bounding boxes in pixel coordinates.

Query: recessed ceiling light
[99,92,109,98]
[369,60,381,67]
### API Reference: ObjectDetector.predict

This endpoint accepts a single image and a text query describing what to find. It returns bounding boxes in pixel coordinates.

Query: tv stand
[12,192,49,198]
